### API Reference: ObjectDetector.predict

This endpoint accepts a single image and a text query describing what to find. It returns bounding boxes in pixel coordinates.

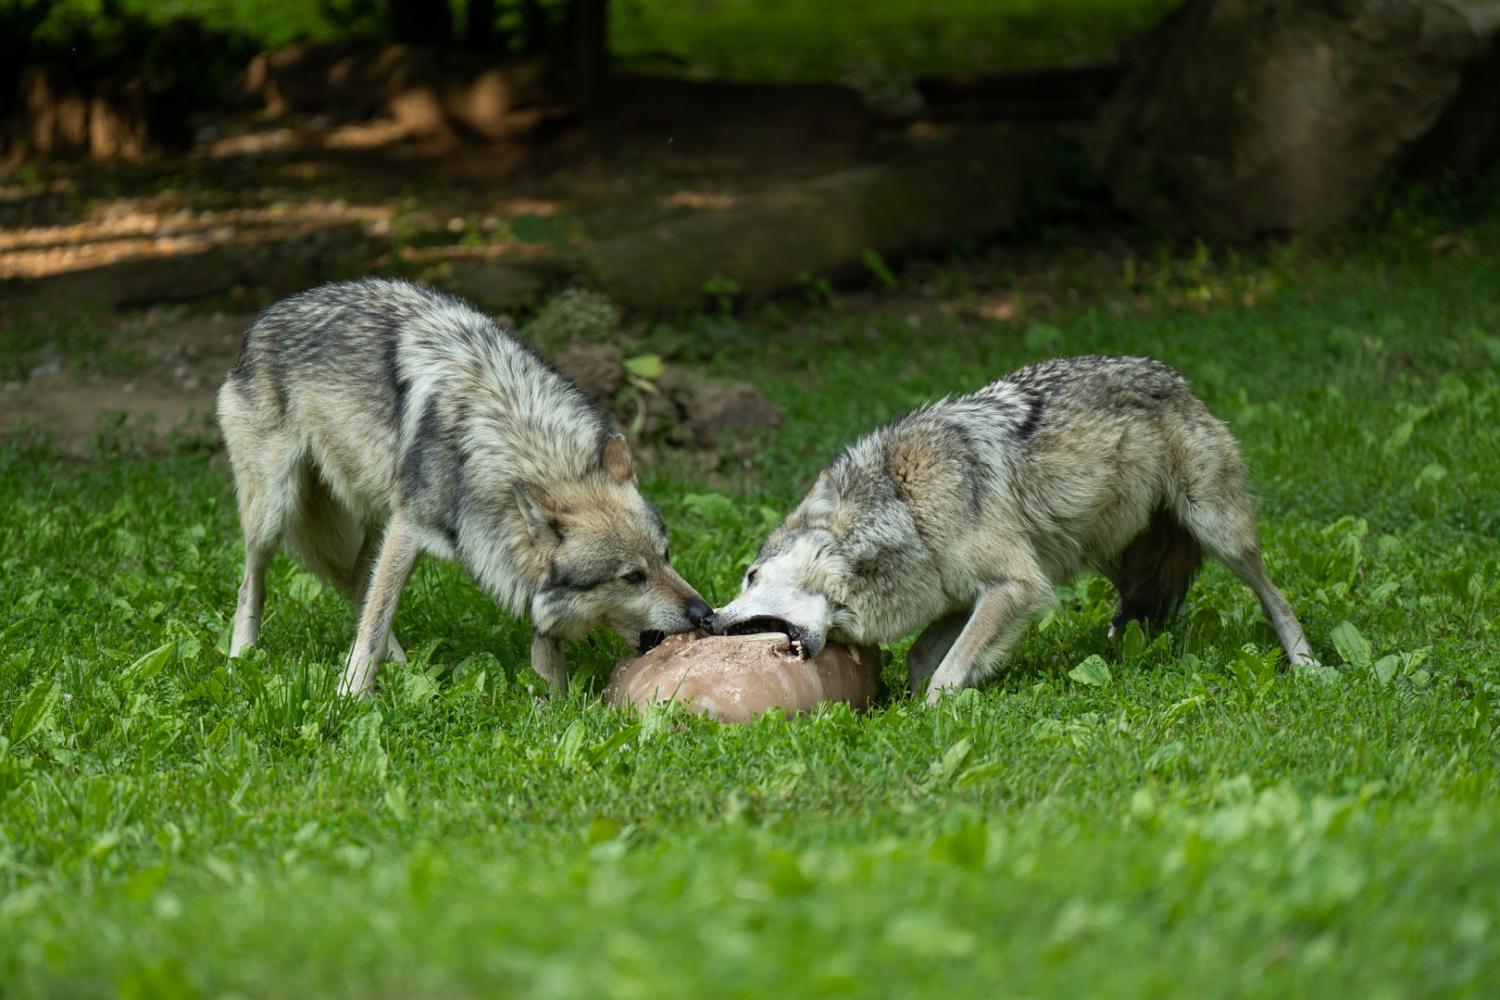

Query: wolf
[713,355,1315,704]
[217,278,711,697]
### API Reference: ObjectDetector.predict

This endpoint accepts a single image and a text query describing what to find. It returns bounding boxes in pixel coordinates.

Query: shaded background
[2,9,1499,996]
[2,0,1498,450]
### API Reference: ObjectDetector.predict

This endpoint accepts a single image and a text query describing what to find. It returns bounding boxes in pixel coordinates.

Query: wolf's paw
[338,653,378,699]
[386,632,407,663]
[924,682,960,707]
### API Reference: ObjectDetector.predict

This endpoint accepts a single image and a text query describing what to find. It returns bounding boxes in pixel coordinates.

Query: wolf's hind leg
[230,501,280,657]
[906,611,969,694]
[228,461,292,658]
[1175,493,1314,667]
[925,577,1050,704]
[340,515,421,698]
[1214,540,1314,666]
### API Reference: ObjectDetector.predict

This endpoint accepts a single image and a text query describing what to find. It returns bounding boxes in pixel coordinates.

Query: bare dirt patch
[0,308,249,454]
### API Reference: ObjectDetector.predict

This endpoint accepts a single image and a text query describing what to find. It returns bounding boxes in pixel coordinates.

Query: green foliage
[613,0,1178,83]
[2,217,1500,994]
[1068,654,1111,687]
[861,247,898,289]
[521,288,621,348]
[13,0,1179,77]
[507,213,571,251]
[23,1,328,50]
[622,353,663,379]
[701,273,743,316]
[10,1,253,109]
[0,303,149,382]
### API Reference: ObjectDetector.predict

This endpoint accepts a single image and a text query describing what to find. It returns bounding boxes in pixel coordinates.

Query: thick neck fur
[397,296,610,616]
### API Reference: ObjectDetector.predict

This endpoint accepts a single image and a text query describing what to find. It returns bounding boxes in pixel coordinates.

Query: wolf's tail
[1107,507,1203,631]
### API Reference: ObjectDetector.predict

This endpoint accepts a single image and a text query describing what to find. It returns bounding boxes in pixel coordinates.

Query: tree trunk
[390,0,452,46]
[0,0,59,121]
[465,0,495,51]
[520,0,550,56]
[569,0,609,118]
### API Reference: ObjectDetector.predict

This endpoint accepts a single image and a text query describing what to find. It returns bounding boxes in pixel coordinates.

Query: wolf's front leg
[906,611,970,695]
[339,515,421,698]
[530,632,568,694]
[924,578,1049,705]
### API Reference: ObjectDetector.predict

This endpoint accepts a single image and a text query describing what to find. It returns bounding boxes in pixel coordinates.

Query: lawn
[2,216,1499,997]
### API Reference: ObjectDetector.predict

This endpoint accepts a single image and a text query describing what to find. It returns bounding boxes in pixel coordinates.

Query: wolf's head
[518,435,711,651]
[712,464,944,657]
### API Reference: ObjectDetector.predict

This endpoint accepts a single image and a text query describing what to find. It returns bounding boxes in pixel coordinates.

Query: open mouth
[636,630,666,654]
[721,616,812,658]
[723,616,796,639]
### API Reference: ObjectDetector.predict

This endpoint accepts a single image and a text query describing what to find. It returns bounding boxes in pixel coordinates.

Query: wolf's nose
[685,598,713,627]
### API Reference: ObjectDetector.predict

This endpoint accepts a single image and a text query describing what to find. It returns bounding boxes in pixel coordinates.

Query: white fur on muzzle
[712,585,830,658]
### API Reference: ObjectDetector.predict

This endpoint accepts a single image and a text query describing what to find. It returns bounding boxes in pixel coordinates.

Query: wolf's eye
[746,568,759,586]
[662,548,671,564]
[622,569,647,586]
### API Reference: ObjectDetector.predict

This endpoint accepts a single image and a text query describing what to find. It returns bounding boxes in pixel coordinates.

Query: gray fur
[218,278,710,697]
[715,355,1315,703]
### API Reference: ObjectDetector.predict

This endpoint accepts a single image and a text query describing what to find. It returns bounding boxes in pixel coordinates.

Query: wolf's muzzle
[716,615,821,656]
[685,597,713,628]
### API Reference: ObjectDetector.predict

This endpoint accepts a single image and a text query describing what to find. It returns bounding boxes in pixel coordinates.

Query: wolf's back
[225,278,480,434]
[221,278,610,518]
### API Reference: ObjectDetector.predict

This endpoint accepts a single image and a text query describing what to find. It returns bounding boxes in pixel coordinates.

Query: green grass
[0,306,149,383]
[3,217,1500,997]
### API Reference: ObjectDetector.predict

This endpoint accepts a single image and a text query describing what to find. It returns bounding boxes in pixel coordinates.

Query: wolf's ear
[801,471,839,527]
[514,483,563,544]
[600,433,634,482]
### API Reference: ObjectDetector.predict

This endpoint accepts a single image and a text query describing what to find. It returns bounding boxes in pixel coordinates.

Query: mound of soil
[0,308,246,454]
[552,340,782,450]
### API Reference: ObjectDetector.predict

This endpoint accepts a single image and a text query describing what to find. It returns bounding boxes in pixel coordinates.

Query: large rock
[1406,33,1500,183]
[442,259,551,312]
[600,75,870,165]
[1088,0,1500,236]
[580,127,1048,310]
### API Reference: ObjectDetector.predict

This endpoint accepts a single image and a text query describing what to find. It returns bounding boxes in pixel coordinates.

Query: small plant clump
[523,288,623,350]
